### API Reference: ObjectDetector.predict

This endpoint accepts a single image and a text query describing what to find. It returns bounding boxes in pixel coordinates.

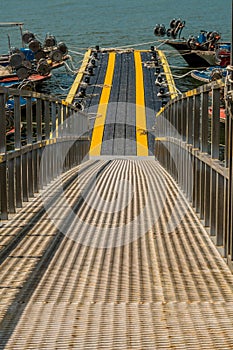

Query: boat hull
[190,66,227,83]
[166,40,217,67]
[0,73,51,88]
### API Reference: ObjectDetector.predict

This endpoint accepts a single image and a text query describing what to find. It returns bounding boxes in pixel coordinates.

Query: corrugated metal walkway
[1,50,233,349]
[1,159,233,349]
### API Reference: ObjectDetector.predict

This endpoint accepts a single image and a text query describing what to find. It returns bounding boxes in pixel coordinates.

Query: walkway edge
[66,49,92,104]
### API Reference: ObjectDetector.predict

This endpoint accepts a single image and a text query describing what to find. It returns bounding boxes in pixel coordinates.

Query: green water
[0,0,231,94]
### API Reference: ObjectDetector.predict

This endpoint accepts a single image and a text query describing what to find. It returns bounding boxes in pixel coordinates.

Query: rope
[172,70,200,79]
[46,74,74,95]
[69,56,85,70]
[63,60,77,75]
[190,72,209,83]
[225,68,233,84]
[90,84,112,88]
[68,40,163,53]
[111,40,158,50]
[63,57,86,75]
[68,49,85,56]
[68,45,90,51]
[164,82,182,95]
[226,65,233,71]
[155,39,170,49]
[169,64,210,70]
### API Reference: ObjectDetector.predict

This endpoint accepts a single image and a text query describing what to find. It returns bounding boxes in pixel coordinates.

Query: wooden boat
[191,66,227,83]
[0,22,69,89]
[154,19,230,67]
[0,72,52,88]
[165,40,230,67]
[0,25,69,69]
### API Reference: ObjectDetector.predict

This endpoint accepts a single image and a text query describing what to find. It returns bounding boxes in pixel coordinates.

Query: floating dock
[66,47,177,157]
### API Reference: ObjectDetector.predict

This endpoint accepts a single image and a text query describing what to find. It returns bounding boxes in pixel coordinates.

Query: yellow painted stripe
[155,137,167,141]
[157,50,177,99]
[90,52,116,156]
[66,49,92,104]
[134,50,148,156]
[184,88,197,98]
[156,106,165,118]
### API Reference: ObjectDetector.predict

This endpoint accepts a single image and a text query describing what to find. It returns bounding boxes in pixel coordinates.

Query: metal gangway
[1,48,233,349]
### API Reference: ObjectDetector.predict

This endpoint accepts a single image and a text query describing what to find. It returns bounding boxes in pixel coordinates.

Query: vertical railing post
[36,98,42,142]
[63,104,68,171]
[8,157,15,213]
[193,93,201,211]
[216,174,224,247]
[0,91,8,220]
[193,94,201,149]
[186,96,194,146]
[51,101,57,179]
[57,102,62,176]
[181,98,187,142]
[181,97,187,193]
[57,103,62,138]
[26,96,33,197]
[14,95,22,208]
[200,91,209,221]
[36,98,43,191]
[44,99,50,184]
[44,99,50,140]
[209,87,220,238]
[211,87,220,159]
[51,101,57,136]
[201,91,209,153]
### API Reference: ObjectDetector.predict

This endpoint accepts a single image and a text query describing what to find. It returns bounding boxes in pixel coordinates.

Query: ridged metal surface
[1,158,233,349]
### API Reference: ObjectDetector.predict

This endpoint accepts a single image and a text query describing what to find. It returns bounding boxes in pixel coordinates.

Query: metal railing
[155,79,233,266]
[0,86,89,220]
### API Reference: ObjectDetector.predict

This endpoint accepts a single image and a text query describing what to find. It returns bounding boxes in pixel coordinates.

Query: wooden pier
[0,47,233,349]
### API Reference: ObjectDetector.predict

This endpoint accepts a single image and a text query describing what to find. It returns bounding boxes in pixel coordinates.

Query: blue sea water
[0,0,232,93]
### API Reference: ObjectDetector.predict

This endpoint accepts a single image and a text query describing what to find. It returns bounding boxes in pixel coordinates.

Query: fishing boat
[191,66,227,83]
[0,22,69,66]
[0,71,52,89]
[154,19,230,67]
[0,22,69,89]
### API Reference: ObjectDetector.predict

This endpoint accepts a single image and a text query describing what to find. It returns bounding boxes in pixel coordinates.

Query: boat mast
[0,22,24,51]
[7,34,11,52]
[19,23,24,48]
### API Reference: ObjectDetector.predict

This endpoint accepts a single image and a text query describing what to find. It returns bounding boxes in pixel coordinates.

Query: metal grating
[1,159,233,349]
